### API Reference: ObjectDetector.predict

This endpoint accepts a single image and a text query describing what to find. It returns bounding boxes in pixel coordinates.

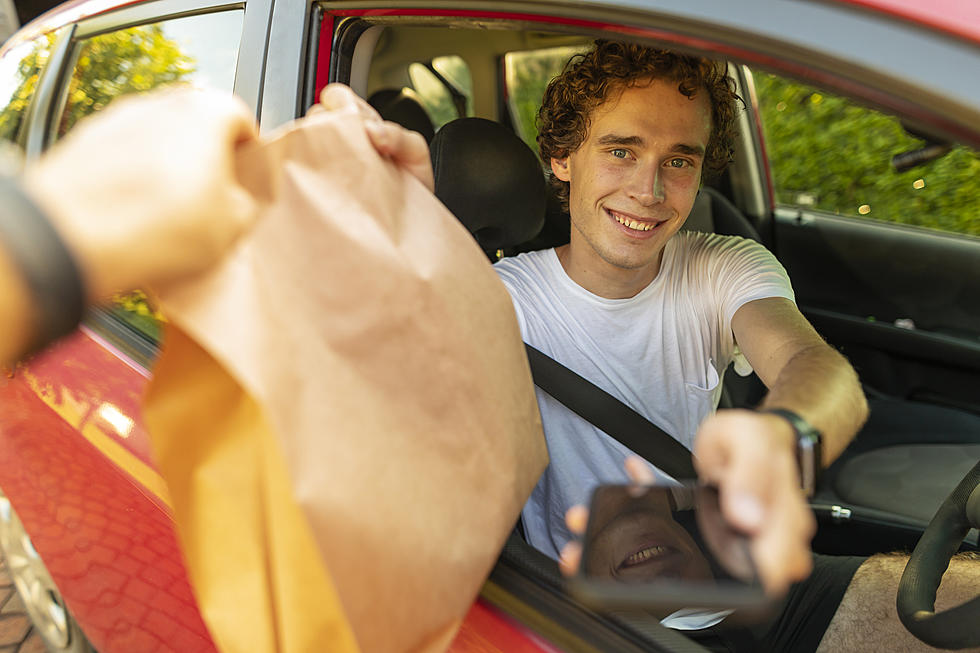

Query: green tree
[506,45,585,151]
[754,71,980,237]
[59,23,196,135]
[0,33,57,146]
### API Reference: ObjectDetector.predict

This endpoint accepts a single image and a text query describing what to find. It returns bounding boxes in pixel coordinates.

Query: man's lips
[606,208,665,234]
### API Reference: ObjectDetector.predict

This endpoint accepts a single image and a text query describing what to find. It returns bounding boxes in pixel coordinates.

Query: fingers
[364,121,435,192]
[750,488,815,595]
[694,410,815,595]
[316,84,435,191]
[559,541,582,577]
[559,504,588,576]
[696,411,782,534]
[624,455,657,485]
[318,83,381,122]
[565,504,588,535]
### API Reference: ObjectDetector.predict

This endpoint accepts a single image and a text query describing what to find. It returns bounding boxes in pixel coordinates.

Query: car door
[0,2,271,651]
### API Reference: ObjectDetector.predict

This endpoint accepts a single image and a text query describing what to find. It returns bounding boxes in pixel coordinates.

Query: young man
[495,42,978,651]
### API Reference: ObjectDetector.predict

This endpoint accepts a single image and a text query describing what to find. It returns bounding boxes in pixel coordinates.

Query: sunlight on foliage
[505,45,587,151]
[754,71,980,237]
[0,33,57,147]
[59,24,196,136]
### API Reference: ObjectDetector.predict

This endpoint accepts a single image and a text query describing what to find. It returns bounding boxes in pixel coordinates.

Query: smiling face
[583,487,712,586]
[551,78,712,298]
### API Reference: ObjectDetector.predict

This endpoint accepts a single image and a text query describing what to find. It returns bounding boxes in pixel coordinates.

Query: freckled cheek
[664,173,700,204]
[590,165,629,199]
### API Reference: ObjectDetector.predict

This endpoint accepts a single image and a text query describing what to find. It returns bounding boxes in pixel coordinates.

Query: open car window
[753,68,980,238]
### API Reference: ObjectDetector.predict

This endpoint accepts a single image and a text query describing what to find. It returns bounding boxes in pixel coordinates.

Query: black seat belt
[524,343,697,481]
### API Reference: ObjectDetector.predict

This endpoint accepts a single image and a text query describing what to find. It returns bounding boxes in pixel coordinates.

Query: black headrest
[367,88,436,143]
[430,118,546,255]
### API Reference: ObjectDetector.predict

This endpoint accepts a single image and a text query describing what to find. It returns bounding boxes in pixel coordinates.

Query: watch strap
[0,175,85,355]
[762,408,822,497]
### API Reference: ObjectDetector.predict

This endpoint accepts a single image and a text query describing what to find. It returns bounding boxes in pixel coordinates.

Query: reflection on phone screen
[582,485,757,586]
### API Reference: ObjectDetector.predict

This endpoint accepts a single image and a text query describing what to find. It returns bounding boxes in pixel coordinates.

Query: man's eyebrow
[674,143,706,158]
[595,134,705,158]
[595,134,644,147]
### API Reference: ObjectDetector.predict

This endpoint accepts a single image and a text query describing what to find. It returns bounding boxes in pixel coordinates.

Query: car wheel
[0,492,95,653]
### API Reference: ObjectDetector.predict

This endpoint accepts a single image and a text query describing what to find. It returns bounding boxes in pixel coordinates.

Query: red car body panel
[0,329,548,651]
[0,331,215,652]
[831,0,980,46]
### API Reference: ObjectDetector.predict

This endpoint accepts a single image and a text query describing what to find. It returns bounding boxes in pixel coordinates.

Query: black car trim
[485,534,712,653]
[803,307,980,375]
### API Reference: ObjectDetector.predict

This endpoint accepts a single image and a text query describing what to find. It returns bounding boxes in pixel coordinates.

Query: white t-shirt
[495,232,794,630]
[494,231,795,561]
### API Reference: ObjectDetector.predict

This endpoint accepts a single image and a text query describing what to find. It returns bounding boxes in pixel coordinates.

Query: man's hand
[315,84,434,193]
[694,409,815,595]
[23,87,261,302]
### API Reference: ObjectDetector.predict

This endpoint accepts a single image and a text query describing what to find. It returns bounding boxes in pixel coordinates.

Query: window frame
[16,0,273,365]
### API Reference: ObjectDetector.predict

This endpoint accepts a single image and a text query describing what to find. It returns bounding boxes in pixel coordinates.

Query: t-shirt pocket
[681,361,721,447]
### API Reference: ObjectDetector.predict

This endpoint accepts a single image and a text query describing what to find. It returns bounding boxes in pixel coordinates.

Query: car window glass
[503,45,587,150]
[753,69,980,237]
[57,9,243,137]
[407,56,472,129]
[431,54,471,113]
[0,34,55,155]
[59,10,244,346]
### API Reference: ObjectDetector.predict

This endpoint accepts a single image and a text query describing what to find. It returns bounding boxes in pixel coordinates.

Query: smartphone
[568,484,774,618]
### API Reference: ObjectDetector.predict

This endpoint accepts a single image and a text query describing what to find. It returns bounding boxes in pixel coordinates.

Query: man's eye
[611,149,629,159]
[667,158,691,168]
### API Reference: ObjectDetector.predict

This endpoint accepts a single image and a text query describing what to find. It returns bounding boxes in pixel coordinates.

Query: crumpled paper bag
[142,100,547,652]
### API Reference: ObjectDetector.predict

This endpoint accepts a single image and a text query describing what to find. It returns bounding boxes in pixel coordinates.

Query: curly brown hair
[537,41,742,211]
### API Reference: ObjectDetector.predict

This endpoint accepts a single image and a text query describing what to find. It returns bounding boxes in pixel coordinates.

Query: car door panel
[774,212,980,414]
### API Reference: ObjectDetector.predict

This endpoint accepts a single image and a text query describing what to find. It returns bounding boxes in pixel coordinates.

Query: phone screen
[571,484,771,616]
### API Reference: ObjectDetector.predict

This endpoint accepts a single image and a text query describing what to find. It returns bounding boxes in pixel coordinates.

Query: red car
[1,0,978,651]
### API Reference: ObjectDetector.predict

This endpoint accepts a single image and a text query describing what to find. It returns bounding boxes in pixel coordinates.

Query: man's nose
[628,163,665,206]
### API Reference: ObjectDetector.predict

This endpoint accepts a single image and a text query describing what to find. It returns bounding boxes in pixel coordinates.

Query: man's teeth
[612,211,658,231]
[625,545,668,565]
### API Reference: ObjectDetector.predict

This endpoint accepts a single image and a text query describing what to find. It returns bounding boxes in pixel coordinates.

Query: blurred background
[2,0,60,44]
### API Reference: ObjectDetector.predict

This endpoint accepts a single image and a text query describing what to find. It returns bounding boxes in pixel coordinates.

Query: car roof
[829,0,980,46]
[4,0,979,147]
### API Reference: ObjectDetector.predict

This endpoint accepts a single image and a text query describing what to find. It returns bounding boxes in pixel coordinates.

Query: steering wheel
[897,458,980,649]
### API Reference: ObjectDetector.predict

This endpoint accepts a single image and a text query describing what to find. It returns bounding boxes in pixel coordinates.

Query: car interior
[329,13,980,650]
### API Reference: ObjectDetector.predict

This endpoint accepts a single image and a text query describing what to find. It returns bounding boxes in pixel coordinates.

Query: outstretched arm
[2,88,260,364]
[694,297,868,594]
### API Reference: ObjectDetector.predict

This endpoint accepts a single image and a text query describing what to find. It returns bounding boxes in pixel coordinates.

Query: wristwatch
[0,175,85,355]
[762,408,822,497]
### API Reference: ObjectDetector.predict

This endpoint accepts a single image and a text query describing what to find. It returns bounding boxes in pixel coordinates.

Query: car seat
[427,116,980,553]
[367,87,436,142]
[429,117,546,258]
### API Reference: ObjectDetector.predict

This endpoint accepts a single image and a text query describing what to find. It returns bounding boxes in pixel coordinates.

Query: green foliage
[0,34,57,146]
[109,290,164,342]
[59,24,196,135]
[754,71,980,237]
[0,24,196,342]
[506,46,585,151]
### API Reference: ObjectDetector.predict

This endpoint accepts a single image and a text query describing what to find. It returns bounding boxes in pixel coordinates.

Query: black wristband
[762,408,822,497]
[0,175,85,355]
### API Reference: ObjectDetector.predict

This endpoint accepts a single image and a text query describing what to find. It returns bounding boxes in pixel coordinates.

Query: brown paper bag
[143,102,547,653]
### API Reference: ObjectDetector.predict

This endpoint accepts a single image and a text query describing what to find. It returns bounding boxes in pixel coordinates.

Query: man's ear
[550,157,571,182]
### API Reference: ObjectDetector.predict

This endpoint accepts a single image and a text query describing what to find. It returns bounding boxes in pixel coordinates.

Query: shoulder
[672,231,781,274]
[494,249,555,289]
[674,230,768,258]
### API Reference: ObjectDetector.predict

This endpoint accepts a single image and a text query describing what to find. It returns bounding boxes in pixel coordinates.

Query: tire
[0,491,96,653]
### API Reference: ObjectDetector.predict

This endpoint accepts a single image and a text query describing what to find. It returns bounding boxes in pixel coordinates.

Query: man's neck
[555,243,665,299]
